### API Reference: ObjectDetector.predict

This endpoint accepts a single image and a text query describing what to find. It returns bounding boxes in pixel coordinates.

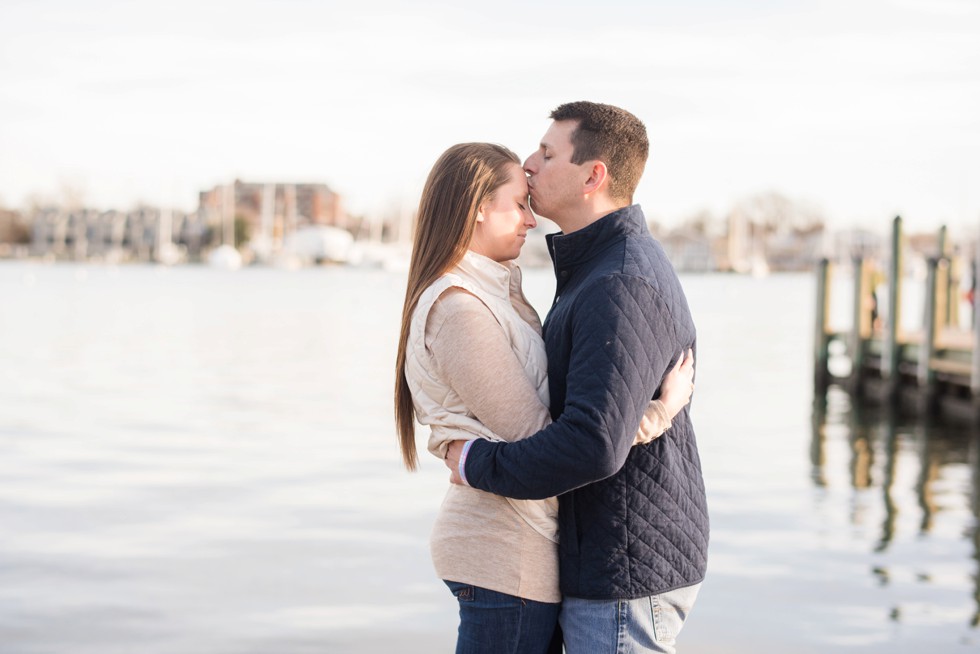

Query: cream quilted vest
[405,250,558,542]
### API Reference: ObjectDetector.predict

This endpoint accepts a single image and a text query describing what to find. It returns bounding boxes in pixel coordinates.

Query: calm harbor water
[1,260,978,653]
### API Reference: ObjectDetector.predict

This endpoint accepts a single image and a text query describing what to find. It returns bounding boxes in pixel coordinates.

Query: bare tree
[58,179,87,211]
[731,191,824,236]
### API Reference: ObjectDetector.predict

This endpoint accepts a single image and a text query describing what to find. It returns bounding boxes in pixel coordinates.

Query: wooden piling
[936,257,951,335]
[814,258,831,391]
[918,257,939,391]
[937,225,953,328]
[882,216,903,397]
[972,223,980,399]
[849,256,868,395]
[816,218,980,424]
[948,255,961,329]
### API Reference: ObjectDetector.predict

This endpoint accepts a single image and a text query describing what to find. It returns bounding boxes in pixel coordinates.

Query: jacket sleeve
[462,274,680,499]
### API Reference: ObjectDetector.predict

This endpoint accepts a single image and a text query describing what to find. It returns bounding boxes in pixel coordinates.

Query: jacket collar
[546,204,649,277]
[453,249,516,300]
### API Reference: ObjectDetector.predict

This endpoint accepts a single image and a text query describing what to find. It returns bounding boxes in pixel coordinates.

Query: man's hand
[444,440,466,485]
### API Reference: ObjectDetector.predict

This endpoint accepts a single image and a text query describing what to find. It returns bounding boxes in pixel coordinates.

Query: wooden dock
[814,216,980,423]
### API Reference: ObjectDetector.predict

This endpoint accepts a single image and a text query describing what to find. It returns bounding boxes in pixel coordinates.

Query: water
[0,261,977,653]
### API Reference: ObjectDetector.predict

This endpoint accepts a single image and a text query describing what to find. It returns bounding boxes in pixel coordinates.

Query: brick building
[197,180,346,246]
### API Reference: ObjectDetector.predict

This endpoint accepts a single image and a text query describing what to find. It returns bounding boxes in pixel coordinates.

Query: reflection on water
[812,387,980,634]
[3,262,980,653]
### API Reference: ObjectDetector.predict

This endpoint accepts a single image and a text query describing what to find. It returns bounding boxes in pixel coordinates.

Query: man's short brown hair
[550,101,649,203]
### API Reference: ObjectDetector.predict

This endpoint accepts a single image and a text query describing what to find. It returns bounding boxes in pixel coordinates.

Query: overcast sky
[1,0,978,231]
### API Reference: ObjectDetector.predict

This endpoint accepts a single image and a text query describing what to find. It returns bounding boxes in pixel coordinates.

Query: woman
[394,143,694,654]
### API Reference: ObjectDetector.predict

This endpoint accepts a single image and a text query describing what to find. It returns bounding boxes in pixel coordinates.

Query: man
[445,101,709,653]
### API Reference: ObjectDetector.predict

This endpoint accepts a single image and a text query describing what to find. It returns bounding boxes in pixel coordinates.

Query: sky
[1,0,978,232]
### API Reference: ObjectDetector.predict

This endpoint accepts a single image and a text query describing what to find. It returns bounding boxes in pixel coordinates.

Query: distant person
[445,102,709,654]
[870,289,880,330]
[866,261,885,332]
[394,142,695,654]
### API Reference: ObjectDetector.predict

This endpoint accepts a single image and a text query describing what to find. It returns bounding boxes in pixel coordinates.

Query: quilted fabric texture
[464,205,709,599]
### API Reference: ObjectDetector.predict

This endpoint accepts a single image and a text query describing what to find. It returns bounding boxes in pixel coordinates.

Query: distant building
[765,226,826,272]
[197,180,346,248]
[0,209,28,243]
[30,207,198,263]
[24,178,347,263]
[659,228,717,273]
[832,228,885,263]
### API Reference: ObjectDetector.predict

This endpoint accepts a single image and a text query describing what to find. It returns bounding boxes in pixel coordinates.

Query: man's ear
[583,161,609,195]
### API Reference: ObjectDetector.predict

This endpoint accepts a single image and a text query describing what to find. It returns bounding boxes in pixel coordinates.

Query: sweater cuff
[458,439,475,486]
[637,400,672,444]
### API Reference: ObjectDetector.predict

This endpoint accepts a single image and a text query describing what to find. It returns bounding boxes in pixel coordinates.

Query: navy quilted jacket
[463,204,709,599]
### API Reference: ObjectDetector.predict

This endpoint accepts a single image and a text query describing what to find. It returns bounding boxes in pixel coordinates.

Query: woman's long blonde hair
[395,143,521,470]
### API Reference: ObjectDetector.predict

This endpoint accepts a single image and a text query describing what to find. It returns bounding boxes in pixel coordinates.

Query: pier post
[814,258,832,392]
[882,216,903,399]
[971,225,980,404]
[918,257,939,412]
[849,256,868,396]
[936,256,951,336]
[937,225,953,329]
[948,255,961,329]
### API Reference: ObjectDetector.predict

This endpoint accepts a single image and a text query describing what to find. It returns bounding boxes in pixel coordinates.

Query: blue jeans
[559,583,701,654]
[444,580,562,654]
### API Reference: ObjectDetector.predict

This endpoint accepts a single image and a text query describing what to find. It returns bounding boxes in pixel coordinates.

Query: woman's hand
[633,349,696,445]
[659,349,695,419]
